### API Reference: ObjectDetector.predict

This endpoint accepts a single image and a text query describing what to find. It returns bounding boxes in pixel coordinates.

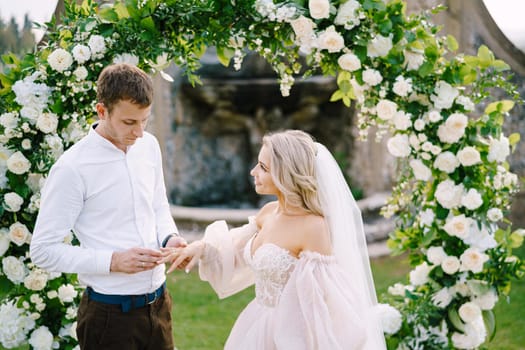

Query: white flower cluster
[0,301,36,348]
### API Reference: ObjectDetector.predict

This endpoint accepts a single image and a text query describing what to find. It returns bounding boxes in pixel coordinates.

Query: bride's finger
[185,255,200,273]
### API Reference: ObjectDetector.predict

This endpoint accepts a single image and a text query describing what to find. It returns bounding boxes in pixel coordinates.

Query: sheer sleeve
[274,252,383,350]
[198,217,257,299]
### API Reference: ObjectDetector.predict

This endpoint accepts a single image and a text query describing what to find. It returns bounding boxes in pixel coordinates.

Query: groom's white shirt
[31,124,178,294]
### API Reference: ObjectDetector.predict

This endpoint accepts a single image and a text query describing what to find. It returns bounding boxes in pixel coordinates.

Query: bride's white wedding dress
[198,217,380,350]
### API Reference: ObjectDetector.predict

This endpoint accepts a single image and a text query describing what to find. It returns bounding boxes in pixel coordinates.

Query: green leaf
[216,46,234,67]
[0,275,14,299]
[494,228,506,244]
[509,232,524,248]
[330,90,344,102]
[114,2,130,19]
[509,133,520,147]
[446,35,458,52]
[140,16,156,32]
[485,100,515,115]
[342,96,351,107]
[477,45,495,68]
[483,309,497,341]
[492,59,510,72]
[448,307,466,332]
[98,7,119,23]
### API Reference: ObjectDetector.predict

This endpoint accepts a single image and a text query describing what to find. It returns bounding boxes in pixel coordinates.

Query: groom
[30,63,186,350]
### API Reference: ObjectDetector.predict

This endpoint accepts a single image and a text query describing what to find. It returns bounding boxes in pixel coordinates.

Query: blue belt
[86,282,166,313]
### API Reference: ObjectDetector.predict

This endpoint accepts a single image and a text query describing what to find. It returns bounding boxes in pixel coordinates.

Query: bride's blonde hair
[262,130,323,216]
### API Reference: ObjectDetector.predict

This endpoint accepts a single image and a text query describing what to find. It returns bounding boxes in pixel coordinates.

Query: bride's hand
[160,240,206,274]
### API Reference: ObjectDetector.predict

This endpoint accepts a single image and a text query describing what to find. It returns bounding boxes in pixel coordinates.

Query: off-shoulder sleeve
[198,217,257,299]
[274,252,384,350]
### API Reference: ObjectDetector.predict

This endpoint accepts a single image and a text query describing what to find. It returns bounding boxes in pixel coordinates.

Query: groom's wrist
[161,233,178,248]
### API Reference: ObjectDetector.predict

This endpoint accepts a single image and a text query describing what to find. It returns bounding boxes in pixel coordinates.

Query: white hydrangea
[0,301,36,348]
[487,208,503,222]
[375,303,402,334]
[392,76,413,97]
[88,34,107,56]
[409,262,431,286]
[362,68,383,86]
[73,66,89,81]
[487,135,510,163]
[334,0,361,30]
[29,326,54,350]
[431,80,459,110]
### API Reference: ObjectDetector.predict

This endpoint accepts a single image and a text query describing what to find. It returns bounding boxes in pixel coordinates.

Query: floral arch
[0,0,523,349]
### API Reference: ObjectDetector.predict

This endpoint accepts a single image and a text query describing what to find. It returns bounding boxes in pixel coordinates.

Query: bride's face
[250,145,279,195]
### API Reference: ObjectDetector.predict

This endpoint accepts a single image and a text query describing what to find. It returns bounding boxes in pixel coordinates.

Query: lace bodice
[244,238,297,307]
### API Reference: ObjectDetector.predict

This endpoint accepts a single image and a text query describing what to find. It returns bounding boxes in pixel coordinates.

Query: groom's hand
[110,247,163,274]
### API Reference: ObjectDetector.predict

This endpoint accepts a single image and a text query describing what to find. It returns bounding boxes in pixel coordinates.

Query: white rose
[3,192,24,212]
[367,34,393,58]
[458,302,482,323]
[47,290,58,299]
[387,134,411,158]
[0,112,18,129]
[7,151,31,174]
[337,52,361,72]
[409,159,431,181]
[387,283,407,296]
[375,99,397,120]
[113,53,139,66]
[426,246,446,265]
[437,113,468,144]
[362,68,383,86]
[317,26,345,53]
[461,188,483,210]
[88,34,107,55]
[487,136,510,163]
[393,111,412,130]
[375,303,402,334]
[430,145,442,155]
[427,110,442,123]
[457,147,481,166]
[36,112,59,134]
[452,318,486,349]
[392,76,413,97]
[308,0,330,19]
[414,119,425,131]
[66,307,78,320]
[47,48,73,72]
[73,66,89,81]
[0,230,10,259]
[432,287,453,308]
[473,289,498,310]
[2,256,26,283]
[504,172,518,188]
[20,106,40,121]
[9,222,30,246]
[431,80,459,110]
[435,180,463,209]
[419,208,435,227]
[456,95,475,111]
[334,0,361,29]
[433,151,459,174]
[460,248,489,273]
[290,15,315,42]
[487,208,503,222]
[409,262,431,286]
[21,139,32,150]
[444,214,472,239]
[24,270,48,291]
[72,44,91,64]
[464,224,497,252]
[403,50,425,70]
[441,256,460,274]
[29,326,54,350]
[58,284,78,303]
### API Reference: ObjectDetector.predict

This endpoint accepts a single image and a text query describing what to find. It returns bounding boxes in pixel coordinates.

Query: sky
[0,0,524,51]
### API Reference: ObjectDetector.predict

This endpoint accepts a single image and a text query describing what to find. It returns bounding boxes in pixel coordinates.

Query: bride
[161,130,386,349]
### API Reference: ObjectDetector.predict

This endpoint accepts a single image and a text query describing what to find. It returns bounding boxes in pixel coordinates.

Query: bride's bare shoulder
[255,201,278,228]
[300,215,332,255]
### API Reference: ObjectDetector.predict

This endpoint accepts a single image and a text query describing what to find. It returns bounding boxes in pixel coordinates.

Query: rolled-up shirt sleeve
[30,161,113,274]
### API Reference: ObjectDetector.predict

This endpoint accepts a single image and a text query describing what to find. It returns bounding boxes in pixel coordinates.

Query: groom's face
[251,145,278,195]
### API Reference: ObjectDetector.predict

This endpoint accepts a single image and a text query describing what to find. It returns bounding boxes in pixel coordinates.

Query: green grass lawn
[169,251,525,350]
